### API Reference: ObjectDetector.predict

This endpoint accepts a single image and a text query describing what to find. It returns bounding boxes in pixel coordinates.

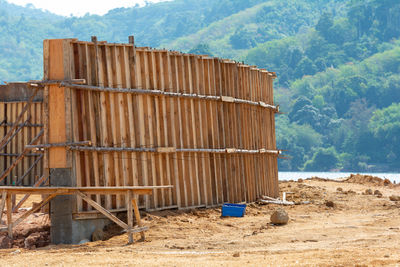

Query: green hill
[0,0,399,172]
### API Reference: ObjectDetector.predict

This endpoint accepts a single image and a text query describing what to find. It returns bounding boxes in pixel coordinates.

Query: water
[279,172,400,183]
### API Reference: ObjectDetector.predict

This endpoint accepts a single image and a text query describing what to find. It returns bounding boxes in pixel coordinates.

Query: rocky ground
[1,174,400,266]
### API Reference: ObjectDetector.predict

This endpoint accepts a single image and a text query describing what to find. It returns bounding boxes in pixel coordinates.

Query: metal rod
[0,153,42,157]
[0,123,43,127]
[60,83,278,111]
[25,140,91,149]
[69,146,281,155]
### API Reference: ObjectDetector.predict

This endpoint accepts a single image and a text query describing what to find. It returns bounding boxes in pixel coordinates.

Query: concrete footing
[49,168,110,244]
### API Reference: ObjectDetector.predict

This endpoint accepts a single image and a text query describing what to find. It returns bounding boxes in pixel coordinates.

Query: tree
[188,43,213,56]
[303,147,339,171]
[229,28,256,49]
[369,103,400,163]
[316,12,334,40]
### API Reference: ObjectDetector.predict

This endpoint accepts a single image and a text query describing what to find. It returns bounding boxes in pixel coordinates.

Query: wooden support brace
[11,194,56,228]
[0,129,44,183]
[78,191,128,230]
[0,86,39,151]
[132,197,145,241]
[13,173,49,212]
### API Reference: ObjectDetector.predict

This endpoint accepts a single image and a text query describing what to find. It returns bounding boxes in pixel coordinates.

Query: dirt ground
[1,174,400,266]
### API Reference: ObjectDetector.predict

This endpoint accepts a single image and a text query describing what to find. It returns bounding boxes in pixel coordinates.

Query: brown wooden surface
[43,38,279,213]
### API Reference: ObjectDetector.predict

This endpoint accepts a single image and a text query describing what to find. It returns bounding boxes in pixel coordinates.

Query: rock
[374,190,381,195]
[233,252,240,257]
[384,179,391,186]
[270,209,289,225]
[347,190,356,195]
[92,228,105,241]
[24,233,41,249]
[336,187,343,192]
[325,200,335,208]
[78,239,90,245]
[365,189,373,195]
[298,179,303,183]
[11,249,21,254]
[0,235,13,249]
[389,195,400,201]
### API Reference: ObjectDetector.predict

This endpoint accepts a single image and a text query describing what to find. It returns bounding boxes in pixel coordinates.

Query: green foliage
[303,147,339,171]
[369,103,400,164]
[1,0,400,171]
[188,43,213,56]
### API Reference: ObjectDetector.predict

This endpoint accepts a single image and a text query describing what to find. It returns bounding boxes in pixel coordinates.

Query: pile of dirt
[343,174,393,187]
[0,212,50,249]
[279,182,325,203]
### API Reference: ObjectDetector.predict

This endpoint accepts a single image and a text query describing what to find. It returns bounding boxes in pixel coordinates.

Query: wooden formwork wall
[44,38,279,214]
[0,101,43,186]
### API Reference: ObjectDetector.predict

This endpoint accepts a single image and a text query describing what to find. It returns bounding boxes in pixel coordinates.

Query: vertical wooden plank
[120,45,134,192]
[22,102,28,185]
[86,43,101,205]
[159,51,174,207]
[6,103,12,185]
[213,59,224,204]
[135,50,150,209]
[124,45,139,190]
[179,54,195,207]
[203,58,217,206]
[147,50,160,209]
[112,45,127,209]
[96,43,113,209]
[171,53,187,208]
[0,103,4,186]
[105,45,120,209]
[71,43,84,211]
[187,55,201,206]
[153,51,167,208]
[164,51,181,208]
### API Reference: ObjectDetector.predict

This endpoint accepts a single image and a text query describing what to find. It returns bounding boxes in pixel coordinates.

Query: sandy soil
[1,175,400,266]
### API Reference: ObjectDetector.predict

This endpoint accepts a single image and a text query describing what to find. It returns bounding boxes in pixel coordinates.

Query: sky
[6,0,169,16]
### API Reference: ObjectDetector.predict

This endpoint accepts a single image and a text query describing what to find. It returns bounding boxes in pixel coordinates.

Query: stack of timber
[42,37,280,214]
[0,83,44,186]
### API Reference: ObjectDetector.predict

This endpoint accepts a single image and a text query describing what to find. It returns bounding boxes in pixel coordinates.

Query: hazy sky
[6,0,169,16]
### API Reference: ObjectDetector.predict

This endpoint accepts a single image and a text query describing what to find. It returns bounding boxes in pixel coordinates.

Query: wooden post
[126,190,134,243]
[6,193,12,238]
[43,39,75,169]
[0,190,6,224]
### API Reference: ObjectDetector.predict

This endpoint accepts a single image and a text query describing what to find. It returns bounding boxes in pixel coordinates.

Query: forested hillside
[0,0,399,171]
